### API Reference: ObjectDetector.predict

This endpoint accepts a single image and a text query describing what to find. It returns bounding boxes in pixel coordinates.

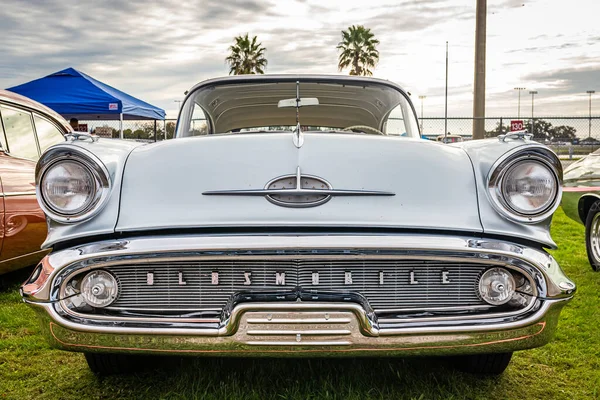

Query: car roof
[185,74,411,98]
[0,89,72,132]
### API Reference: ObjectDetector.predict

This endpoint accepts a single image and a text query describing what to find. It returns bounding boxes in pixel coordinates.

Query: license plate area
[237,311,361,346]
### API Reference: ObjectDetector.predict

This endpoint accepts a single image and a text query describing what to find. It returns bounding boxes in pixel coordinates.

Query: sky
[0,0,599,119]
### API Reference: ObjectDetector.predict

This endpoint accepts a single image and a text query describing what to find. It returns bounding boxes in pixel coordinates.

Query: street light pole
[529,90,537,135]
[514,87,525,119]
[418,95,426,133]
[444,41,449,140]
[587,90,595,139]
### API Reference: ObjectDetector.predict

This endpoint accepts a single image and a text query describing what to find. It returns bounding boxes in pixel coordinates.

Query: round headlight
[478,268,516,306]
[41,160,97,215]
[80,270,119,308]
[501,160,557,215]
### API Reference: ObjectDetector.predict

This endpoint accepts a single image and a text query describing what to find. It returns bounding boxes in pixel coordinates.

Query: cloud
[0,0,598,119]
[523,67,600,94]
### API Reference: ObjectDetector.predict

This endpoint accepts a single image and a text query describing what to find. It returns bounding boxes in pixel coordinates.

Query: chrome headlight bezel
[36,147,111,223]
[487,147,562,223]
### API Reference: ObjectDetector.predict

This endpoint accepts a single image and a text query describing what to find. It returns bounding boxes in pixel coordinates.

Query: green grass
[1,209,599,399]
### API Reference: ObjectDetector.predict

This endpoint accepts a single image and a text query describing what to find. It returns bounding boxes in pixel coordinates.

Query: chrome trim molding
[203,166,394,208]
[0,191,38,197]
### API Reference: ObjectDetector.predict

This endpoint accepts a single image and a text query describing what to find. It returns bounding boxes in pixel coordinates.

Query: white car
[22,75,574,375]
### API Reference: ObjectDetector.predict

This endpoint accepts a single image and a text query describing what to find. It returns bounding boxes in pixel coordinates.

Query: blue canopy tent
[7,67,166,138]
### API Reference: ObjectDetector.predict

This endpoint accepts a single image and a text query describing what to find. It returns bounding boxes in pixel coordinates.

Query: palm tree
[225,34,267,75]
[337,25,380,76]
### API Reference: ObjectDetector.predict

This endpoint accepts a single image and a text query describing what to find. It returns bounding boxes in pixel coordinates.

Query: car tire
[84,353,148,375]
[585,200,600,272]
[452,352,513,375]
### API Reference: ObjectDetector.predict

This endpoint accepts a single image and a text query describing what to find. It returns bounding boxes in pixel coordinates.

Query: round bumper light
[80,270,119,308]
[478,268,516,306]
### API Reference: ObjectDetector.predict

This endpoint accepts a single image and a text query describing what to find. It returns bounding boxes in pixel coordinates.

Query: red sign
[510,120,524,131]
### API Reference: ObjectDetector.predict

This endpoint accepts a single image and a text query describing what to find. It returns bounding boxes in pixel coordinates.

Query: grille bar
[105,259,487,312]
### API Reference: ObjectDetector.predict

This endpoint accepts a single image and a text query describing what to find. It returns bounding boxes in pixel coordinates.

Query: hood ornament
[293,81,303,148]
[203,167,395,208]
[277,81,319,149]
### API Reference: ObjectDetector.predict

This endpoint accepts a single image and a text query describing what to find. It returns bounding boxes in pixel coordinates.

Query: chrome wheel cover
[590,213,600,264]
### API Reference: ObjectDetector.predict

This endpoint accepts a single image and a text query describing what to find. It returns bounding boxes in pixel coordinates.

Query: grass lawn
[0,208,598,400]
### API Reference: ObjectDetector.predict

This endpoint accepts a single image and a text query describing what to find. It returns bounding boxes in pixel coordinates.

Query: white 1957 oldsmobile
[22,75,574,375]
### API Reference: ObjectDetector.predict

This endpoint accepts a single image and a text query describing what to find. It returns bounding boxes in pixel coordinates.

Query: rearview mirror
[277,98,319,108]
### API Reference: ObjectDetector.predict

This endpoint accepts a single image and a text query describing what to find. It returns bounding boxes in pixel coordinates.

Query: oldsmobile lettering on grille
[144,270,453,286]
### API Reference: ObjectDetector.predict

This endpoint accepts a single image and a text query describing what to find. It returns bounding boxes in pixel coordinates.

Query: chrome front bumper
[22,234,575,357]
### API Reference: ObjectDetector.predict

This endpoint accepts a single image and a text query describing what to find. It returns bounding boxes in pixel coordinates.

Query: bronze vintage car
[0,90,69,275]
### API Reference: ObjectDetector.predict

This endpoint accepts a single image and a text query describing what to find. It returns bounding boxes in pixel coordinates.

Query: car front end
[22,75,575,374]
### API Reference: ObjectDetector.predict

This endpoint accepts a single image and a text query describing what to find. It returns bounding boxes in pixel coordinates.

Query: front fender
[456,138,560,248]
[40,139,145,248]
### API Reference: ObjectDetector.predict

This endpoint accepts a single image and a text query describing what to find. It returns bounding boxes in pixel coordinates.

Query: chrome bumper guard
[22,235,575,356]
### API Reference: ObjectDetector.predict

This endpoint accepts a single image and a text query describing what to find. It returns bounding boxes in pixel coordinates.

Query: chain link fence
[82,116,600,157]
[81,119,178,142]
[418,116,600,156]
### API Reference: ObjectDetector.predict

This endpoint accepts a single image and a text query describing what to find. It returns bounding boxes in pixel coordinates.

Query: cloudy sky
[1,0,599,119]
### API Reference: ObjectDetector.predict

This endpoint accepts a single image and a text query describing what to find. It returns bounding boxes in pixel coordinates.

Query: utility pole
[174,100,182,110]
[529,91,537,136]
[444,42,449,140]
[418,95,426,133]
[472,0,487,140]
[587,90,595,139]
[514,87,526,118]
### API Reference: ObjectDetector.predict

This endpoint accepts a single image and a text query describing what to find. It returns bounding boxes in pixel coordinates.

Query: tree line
[225,25,379,76]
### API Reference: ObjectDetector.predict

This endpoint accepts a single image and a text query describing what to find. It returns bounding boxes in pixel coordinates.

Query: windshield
[176,78,420,138]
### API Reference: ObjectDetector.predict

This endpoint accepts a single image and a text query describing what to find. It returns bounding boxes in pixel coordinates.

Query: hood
[116,133,482,233]
[41,134,559,250]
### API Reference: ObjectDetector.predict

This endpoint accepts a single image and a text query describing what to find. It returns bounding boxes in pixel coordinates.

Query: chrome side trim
[1,191,37,197]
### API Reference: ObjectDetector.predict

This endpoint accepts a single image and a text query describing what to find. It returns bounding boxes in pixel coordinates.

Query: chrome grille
[106,259,487,312]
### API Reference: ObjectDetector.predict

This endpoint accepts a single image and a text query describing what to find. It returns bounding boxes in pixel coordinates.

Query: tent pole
[119,113,123,139]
